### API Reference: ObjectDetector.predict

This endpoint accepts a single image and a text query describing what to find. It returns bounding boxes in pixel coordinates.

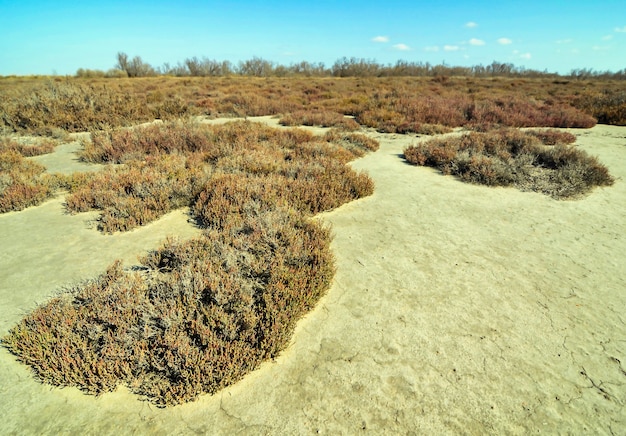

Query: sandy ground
[1,120,625,434]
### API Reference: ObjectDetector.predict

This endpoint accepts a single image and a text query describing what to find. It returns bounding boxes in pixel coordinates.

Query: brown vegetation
[403,128,614,198]
[3,75,624,140]
[3,209,334,406]
[0,71,620,406]
[65,120,376,233]
[279,110,360,130]
[0,137,65,212]
[0,136,57,156]
[2,119,377,406]
[574,90,626,126]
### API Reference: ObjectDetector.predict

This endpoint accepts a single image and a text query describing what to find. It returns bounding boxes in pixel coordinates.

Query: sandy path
[1,123,624,434]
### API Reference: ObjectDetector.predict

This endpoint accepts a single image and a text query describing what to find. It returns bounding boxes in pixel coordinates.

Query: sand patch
[1,124,624,434]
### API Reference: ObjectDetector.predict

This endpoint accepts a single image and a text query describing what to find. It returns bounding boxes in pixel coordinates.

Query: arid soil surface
[1,120,624,434]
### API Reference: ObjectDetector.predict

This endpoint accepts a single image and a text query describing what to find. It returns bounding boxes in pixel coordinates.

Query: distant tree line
[74,52,626,80]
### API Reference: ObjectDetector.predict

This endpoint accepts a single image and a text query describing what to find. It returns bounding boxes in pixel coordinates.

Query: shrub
[2,209,334,406]
[404,128,613,198]
[526,129,577,145]
[322,129,380,158]
[396,123,453,135]
[0,149,61,212]
[1,76,609,138]
[65,154,213,233]
[73,120,378,233]
[75,68,106,79]
[0,80,151,134]
[0,136,57,156]
[574,91,626,125]
[3,119,378,406]
[279,110,360,130]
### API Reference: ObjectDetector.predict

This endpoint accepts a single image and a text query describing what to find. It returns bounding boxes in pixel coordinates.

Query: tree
[115,52,155,77]
[116,52,129,77]
[237,57,275,77]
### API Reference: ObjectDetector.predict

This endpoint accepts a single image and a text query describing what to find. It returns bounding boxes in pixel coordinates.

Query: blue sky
[1,0,625,76]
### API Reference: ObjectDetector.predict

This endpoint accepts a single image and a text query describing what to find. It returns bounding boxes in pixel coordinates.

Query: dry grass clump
[356,95,468,133]
[404,128,613,198]
[463,97,597,131]
[193,165,373,230]
[81,119,315,164]
[217,90,300,117]
[2,207,334,406]
[322,129,380,158]
[279,110,360,130]
[0,136,70,212]
[3,119,378,405]
[396,123,454,135]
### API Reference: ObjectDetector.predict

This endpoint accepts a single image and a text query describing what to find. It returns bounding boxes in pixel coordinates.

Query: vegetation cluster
[0,137,65,212]
[404,129,614,198]
[574,90,626,125]
[3,75,625,142]
[2,120,378,406]
[74,53,626,81]
[0,66,620,406]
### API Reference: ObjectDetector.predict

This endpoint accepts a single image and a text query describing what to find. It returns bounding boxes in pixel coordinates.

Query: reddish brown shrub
[280,110,360,130]
[65,154,212,232]
[404,128,613,197]
[3,118,378,406]
[574,91,626,126]
[3,208,334,406]
[526,129,577,145]
[0,150,58,212]
[0,137,57,156]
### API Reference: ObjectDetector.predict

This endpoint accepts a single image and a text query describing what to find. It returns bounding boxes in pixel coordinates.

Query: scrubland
[1,118,376,405]
[0,74,622,406]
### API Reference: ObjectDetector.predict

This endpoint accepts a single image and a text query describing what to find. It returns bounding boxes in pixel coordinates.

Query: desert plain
[1,117,625,434]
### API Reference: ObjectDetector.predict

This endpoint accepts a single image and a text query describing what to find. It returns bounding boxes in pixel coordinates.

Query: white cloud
[615,26,626,32]
[444,45,460,51]
[469,38,485,46]
[497,38,512,45]
[465,21,478,28]
[556,38,573,44]
[424,46,439,52]
[592,45,610,51]
[519,52,532,60]
[602,35,614,41]
[372,36,389,43]
[393,43,411,51]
